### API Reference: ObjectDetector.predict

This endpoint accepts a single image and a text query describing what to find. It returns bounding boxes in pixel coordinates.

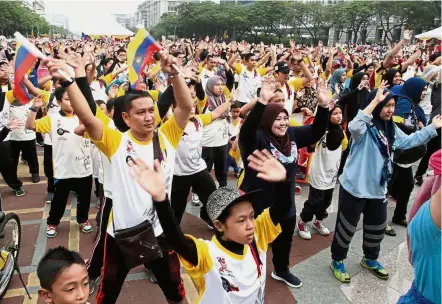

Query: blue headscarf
[394,77,427,125]
[330,69,346,95]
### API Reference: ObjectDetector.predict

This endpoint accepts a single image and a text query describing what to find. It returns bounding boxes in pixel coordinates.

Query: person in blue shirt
[330,80,442,283]
[398,187,441,304]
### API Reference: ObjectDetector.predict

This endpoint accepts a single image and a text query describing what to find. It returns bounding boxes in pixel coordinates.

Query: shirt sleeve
[158,114,184,149]
[5,90,14,104]
[99,74,114,87]
[289,78,303,92]
[257,66,267,76]
[197,114,213,127]
[148,90,160,102]
[35,115,52,134]
[38,89,51,106]
[197,96,208,114]
[95,106,111,126]
[179,235,213,278]
[254,208,281,252]
[93,122,122,158]
[235,63,242,74]
[289,117,302,127]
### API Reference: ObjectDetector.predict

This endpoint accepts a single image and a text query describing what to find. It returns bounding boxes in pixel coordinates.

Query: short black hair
[244,53,255,62]
[113,91,153,132]
[95,100,105,106]
[54,86,67,102]
[37,246,85,291]
[116,48,126,55]
[106,98,115,113]
[230,102,241,110]
[206,54,215,62]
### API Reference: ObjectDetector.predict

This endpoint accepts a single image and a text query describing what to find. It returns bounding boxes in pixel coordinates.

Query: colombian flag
[336,47,346,61]
[128,29,161,90]
[14,43,37,104]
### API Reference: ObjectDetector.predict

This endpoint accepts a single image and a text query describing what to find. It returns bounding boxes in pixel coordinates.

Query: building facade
[112,14,136,29]
[22,0,45,15]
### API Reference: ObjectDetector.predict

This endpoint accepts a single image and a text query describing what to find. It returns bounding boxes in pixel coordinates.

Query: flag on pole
[336,47,346,61]
[14,43,37,104]
[81,32,91,40]
[127,28,161,90]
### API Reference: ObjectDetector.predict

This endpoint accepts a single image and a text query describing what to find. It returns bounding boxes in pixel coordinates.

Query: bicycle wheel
[0,213,21,262]
[0,213,21,299]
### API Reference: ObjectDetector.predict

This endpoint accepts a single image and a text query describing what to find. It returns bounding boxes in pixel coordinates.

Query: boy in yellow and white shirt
[26,86,93,238]
[130,149,292,304]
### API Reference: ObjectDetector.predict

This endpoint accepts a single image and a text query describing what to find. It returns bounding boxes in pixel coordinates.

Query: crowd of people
[0,30,440,304]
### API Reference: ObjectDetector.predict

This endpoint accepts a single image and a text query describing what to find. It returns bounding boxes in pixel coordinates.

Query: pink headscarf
[407,149,441,264]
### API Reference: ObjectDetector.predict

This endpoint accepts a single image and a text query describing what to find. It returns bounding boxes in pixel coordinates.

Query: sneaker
[331,260,351,283]
[45,192,54,204]
[88,276,101,295]
[31,174,40,183]
[78,221,93,234]
[392,219,408,227]
[361,257,389,280]
[297,220,311,240]
[13,188,25,197]
[414,175,423,186]
[313,219,330,236]
[191,193,200,206]
[271,270,302,288]
[46,225,57,238]
[385,224,396,237]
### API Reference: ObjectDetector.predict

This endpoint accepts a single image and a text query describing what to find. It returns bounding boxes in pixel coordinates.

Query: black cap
[274,61,290,74]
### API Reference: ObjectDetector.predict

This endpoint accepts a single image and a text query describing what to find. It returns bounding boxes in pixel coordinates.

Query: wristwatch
[30,106,38,112]
[61,77,75,87]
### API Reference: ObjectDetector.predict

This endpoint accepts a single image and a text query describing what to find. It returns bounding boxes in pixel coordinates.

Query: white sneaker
[191,193,200,206]
[313,219,330,236]
[297,220,311,240]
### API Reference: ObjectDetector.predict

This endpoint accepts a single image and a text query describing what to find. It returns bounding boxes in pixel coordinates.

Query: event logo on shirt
[125,140,138,166]
[56,120,70,137]
[217,257,235,278]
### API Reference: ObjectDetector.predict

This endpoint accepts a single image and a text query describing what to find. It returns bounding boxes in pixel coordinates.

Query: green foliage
[0,1,69,37]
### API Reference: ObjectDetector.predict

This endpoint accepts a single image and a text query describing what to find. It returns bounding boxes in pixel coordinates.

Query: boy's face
[39,264,89,304]
[231,108,240,119]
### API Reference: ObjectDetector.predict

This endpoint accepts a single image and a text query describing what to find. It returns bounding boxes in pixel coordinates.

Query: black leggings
[0,141,22,190]
[10,139,39,175]
[171,169,216,224]
[388,164,414,222]
[300,185,334,222]
[43,144,55,193]
[202,144,228,187]
[272,215,297,273]
[331,186,387,261]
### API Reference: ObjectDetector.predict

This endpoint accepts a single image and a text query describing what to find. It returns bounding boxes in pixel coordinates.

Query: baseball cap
[274,61,290,74]
[206,186,262,223]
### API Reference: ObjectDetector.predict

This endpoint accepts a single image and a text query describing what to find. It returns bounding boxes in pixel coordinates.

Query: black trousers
[10,139,39,175]
[171,169,216,224]
[388,164,414,222]
[47,175,93,226]
[415,130,441,177]
[300,185,334,222]
[43,144,55,193]
[331,186,387,261]
[202,144,228,187]
[96,233,184,304]
[87,197,113,280]
[272,215,297,273]
[0,141,22,190]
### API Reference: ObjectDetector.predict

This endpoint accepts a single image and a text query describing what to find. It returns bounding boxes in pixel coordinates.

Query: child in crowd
[227,102,243,178]
[37,246,89,304]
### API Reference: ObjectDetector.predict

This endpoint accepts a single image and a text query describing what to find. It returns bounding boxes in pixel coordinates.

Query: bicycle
[0,211,30,299]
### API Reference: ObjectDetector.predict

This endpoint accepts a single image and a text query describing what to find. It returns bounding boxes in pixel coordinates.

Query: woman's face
[393,72,402,85]
[269,91,285,106]
[330,107,342,125]
[271,111,289,137]
[380,99,395,120]
[212,80,225,96]
[367,66,374,75]
[421,85,428,101]
[340,73,347,83]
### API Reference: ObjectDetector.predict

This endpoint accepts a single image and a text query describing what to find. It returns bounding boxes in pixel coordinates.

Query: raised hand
[6,119,24,130]
[229,88,239,103]
[247,150,286,182]
[32,94,45,109]
[160,51,178,75]
[374,81,390,104]
[431,114,442,129]
[259,77,276,104]
[317,81,331,108]
[128,158,166,202]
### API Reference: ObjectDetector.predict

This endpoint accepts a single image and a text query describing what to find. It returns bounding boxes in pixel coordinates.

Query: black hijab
[260,103,291,157]
[383,68,401,88]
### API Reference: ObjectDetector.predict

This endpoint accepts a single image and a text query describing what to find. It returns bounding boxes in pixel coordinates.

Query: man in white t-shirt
[26,86,93,238]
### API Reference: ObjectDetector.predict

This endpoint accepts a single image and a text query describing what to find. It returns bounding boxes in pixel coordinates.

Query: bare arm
[383,39,406,68]
[400,49,421,72]
[37,75,52,88]
[239,97,259,118]
[430,187,441,229]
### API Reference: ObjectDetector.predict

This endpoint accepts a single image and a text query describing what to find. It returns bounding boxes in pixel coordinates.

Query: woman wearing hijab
[387,77,428,236]
[337,72,370,174]
[330,82,441,284]
[293,80,318,121]
[382,68,402,88]
[398,151,441,304]
[238,80,329,288]
[298,105,348,240]
[201,69,234,188]
[329,69,347,100]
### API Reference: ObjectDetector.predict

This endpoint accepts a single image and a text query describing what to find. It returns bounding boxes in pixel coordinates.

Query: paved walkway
[1,154,415,303]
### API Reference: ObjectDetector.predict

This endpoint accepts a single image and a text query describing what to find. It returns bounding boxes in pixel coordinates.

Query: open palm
[247,150,286,182]
[129,158,167,201]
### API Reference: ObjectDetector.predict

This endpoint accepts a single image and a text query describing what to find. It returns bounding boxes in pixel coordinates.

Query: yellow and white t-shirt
[94,115,183,236]
[180,208,281,304]
[36,112,92,179]
[235,63,267,104]
[0,91,16,142]
[175,114,212,176]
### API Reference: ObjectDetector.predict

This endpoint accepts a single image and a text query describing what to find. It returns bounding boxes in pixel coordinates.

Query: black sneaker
[414,175,423,186]
[14,188,25,197]
[271,270,302,288]
[31,174,40,183]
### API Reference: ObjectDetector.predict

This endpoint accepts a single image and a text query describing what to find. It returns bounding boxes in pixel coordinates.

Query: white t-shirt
[236,65,264,104]
[9,102,36,141]
[202,116,229,147]
[35,112,92,179]
[201,68,216,92]
[174,114,212,176]
[0,91,13,142]
[308,134,343,190]
[43,96,61,146]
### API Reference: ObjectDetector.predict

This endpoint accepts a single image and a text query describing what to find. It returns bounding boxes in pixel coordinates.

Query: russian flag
[14,43,37,104]
[128,28,161,90]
